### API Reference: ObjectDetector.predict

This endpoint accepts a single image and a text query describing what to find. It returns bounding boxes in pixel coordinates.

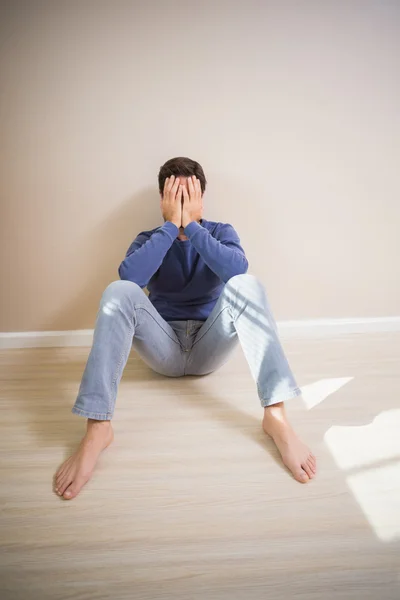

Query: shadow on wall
[43,186,158,332]
[4,186,162,459]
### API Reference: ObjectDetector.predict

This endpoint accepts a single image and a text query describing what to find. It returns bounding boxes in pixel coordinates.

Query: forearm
[118,221,178,286]
[184,221,248,282]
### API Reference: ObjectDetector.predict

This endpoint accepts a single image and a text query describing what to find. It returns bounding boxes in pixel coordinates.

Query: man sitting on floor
[55,156,316,500]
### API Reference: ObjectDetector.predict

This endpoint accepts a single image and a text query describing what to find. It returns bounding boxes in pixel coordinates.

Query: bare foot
[262,402,316,483]
[54,419,113,500]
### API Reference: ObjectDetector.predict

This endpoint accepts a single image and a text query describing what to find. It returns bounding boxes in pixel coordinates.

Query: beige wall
[1,0,399,333]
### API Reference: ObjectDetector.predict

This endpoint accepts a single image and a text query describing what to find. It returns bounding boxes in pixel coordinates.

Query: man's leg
[186,273,316,483]
[55,280,185,500]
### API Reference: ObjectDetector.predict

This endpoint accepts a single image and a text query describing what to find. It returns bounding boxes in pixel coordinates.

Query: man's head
[158,157,207,197]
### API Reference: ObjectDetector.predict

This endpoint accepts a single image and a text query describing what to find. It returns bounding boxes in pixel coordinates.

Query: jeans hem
[260,387,302,408]
[72,406,113,420]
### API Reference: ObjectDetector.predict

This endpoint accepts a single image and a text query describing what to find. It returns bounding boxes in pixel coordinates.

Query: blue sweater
[118,219,249,321]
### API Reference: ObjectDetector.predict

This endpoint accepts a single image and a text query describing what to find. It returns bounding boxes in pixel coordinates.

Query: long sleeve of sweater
[183,221,248,282]
[118,221,179,287]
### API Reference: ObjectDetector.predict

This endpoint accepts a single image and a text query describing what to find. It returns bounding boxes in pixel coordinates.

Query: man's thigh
[131,299,185,377]
[185,301,239,375]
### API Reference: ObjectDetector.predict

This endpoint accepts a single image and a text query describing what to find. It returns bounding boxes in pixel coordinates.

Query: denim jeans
[72,274,301,420]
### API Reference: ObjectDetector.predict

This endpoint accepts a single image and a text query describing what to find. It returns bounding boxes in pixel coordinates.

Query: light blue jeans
[72,274,301,420]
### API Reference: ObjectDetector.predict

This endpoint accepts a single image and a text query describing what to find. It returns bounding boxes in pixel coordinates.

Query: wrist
[182,217,198,229]
[164,220,180,235]
[183,221,202,236]
[183,218,200,227]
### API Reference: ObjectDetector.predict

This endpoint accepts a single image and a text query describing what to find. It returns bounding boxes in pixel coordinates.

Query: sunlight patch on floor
[301,377,354,409]
[346,461,400,542]
[325,409,400,542]
[325,410,400,469]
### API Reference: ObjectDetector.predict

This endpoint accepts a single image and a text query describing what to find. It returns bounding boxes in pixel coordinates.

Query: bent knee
[228,273,263,289]
[101,280,144,306]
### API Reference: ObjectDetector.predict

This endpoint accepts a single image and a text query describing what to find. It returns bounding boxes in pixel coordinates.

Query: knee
[100,280,143,310]
[225,274,267,305]
[228,273,264,291]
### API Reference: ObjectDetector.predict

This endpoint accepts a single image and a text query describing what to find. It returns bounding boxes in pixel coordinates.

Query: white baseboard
[0,329,95,349]
[278,316,400,338]
[1,317,400,349]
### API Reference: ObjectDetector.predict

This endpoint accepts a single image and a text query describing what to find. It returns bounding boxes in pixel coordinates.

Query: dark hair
[158,157,207,195]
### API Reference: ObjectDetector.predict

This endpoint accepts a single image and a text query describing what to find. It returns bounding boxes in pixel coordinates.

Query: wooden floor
[0,333,399,600]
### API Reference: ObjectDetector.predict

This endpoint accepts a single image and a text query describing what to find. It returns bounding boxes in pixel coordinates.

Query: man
[55,157,316,500]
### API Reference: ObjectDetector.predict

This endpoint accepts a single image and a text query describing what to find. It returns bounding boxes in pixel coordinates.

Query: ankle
[263,403,292,437]
[86,419,112,433]
[263,402,286,423]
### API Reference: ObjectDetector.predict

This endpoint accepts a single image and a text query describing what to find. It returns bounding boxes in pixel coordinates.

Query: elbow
[118,261,135,282]
[223,257,249,282]
[118,262,147,288]
[235,256,249,277]
[118,262,127,280]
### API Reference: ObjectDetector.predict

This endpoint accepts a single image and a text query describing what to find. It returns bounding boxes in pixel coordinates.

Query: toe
[57,470,69,487]
[56,472,65,487]
[56,465,65,478]
[57,476,69,494]
[302,462,314,480]
[57,459,73,481]
[307,458,316,474]
[58,475,73,496]
[56,459,71,481]
[294,467,309,483]
[63,476,87,500]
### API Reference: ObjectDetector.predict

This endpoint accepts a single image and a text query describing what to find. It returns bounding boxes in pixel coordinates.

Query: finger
[187,176,195,198]
[170,176,180,198]
[177,185,183,202]
[163,176,170,197]
[182,185,189,202]
[166,175,176,194]
[195,177,202,198]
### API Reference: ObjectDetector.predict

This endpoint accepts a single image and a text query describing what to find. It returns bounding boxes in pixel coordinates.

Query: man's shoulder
[202,219,235,233]
[202,219,239,237]
[135,225,162,238]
